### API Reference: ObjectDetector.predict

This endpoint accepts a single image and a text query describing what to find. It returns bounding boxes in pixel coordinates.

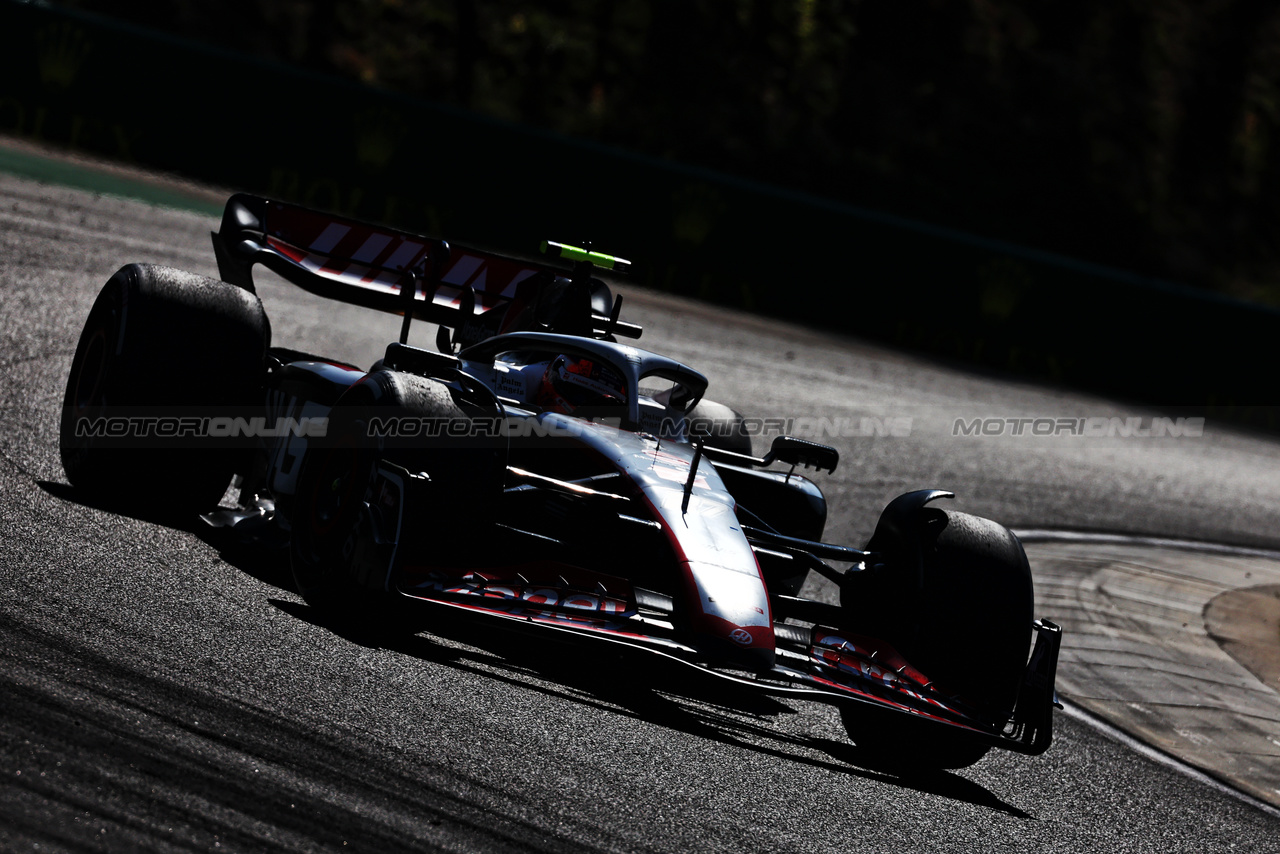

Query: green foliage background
[58,0,1280,306]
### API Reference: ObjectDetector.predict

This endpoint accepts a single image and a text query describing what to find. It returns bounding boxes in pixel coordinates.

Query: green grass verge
[0,143,223,217]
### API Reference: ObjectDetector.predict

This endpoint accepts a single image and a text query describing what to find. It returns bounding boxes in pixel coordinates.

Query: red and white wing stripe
[263,203,542,314]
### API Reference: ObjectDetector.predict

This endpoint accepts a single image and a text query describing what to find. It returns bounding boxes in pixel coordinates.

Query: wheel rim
[309,445,364,539]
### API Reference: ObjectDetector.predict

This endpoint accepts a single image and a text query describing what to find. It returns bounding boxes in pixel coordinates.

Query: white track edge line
[1059,699,1280,821]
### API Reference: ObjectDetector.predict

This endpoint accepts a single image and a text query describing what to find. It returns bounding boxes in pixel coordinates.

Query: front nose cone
[724,640,777,673]
[678,560,777,672]
[693,619,777,673]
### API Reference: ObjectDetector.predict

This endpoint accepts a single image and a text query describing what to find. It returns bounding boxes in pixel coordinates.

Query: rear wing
[210,194,641,346]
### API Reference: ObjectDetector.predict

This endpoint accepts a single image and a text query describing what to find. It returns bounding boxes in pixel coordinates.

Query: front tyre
[839,496,1034,769]
[841,704,994,772]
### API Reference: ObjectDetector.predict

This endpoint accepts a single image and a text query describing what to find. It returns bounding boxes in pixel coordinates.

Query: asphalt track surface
[3,168,1280,852]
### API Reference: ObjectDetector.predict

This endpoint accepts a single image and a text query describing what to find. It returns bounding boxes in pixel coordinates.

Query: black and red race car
[60,193,1061,771]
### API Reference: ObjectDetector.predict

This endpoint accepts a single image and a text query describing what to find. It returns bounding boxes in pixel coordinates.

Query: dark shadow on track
[38,479,204,530]
[270,597,1034,820]
[37,480,296,591]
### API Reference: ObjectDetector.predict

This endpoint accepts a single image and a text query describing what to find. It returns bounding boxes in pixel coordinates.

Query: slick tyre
[890,510,1032,724]
[840,504,1033,769]
[290,370,505,615]
[59,264,270,514]
[686,399,752,456]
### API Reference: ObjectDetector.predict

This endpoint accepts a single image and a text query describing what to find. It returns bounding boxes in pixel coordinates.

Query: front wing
[396,564,1061,757]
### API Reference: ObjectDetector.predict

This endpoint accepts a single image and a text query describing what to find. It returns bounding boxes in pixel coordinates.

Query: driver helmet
[535,354,628,415]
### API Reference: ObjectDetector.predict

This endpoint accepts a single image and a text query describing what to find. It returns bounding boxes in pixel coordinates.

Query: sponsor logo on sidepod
[730,628,753,646]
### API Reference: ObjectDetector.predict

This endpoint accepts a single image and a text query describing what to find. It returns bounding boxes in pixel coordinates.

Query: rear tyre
[839,502,1033,769]
[687,399,751,455]
[59,264,270,514]
[289,370,505,615]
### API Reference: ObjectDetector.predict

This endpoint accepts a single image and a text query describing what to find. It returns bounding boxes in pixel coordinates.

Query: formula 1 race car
[59,194,1061,770]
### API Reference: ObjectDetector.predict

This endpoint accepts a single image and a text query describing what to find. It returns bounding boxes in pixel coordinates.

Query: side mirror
[764,436,839,474]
